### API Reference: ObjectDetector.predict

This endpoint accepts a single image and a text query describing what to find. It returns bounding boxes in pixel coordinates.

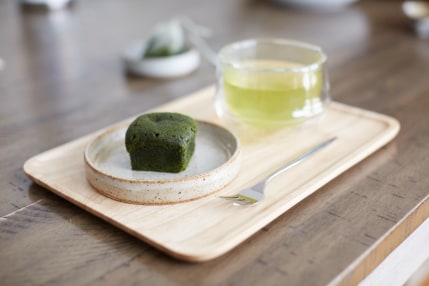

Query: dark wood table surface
[1,0,429,285]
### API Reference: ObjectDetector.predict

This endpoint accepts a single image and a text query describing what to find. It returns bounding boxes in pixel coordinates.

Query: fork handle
[266,137,337,184]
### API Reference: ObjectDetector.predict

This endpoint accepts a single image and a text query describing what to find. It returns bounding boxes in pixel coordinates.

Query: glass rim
[218,38,327,73]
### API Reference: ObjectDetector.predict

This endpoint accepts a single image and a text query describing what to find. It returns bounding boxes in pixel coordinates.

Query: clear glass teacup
[215,38,330,128]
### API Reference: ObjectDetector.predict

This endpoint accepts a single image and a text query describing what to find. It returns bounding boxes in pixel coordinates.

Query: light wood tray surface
[24,86,400,262]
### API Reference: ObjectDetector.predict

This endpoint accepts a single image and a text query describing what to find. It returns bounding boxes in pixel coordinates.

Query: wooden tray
[23,86,400,262]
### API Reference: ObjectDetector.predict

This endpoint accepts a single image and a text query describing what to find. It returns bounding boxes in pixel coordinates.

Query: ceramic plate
[84,121,240,204]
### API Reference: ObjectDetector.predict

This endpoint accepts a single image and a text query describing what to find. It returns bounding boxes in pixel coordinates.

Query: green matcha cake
[125,112,197,173]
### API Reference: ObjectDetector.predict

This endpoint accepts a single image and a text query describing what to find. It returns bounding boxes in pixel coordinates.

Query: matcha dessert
[125,112,197,173]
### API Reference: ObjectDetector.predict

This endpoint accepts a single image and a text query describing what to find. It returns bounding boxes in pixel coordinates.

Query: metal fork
[219,137,337,206]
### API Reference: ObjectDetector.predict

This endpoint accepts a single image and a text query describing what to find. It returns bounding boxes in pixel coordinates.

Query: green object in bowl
[143,20,186,58]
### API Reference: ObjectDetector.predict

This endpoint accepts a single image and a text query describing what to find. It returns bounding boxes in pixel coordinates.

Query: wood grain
[1,0,429,285]
[23,87,399,262]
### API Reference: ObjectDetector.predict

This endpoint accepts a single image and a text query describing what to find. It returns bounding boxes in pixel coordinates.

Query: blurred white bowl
[402,1,429,38]
[403,1,429,19]
[273,0,359,10]
[122,41,200,78]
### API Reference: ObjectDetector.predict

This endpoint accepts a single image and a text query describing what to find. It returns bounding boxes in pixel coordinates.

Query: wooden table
[1,0,428,285]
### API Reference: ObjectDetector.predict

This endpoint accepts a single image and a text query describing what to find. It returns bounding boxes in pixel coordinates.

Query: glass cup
[215,38,330,128]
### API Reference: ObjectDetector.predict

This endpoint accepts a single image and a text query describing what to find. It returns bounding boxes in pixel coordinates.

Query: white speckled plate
[84,121,240,204]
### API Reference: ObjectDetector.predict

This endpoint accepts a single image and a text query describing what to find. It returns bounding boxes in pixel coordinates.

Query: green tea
[223,60,324,127]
